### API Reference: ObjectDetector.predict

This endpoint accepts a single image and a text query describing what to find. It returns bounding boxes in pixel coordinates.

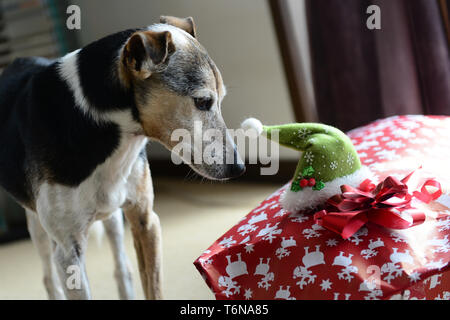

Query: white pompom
[241,118,263,135]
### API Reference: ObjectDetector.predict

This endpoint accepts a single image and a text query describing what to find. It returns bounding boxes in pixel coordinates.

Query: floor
[0,178,279,300]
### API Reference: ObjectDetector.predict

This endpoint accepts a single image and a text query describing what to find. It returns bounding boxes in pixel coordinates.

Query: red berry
[300,179,309,188]
[308,178,316,187]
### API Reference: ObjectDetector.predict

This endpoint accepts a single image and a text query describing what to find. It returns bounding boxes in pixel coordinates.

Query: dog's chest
[36,135,148,217]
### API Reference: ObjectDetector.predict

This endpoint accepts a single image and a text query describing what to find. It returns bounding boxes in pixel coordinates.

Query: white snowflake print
[375,149,400,160]
[381,262,403,283]
[273,209,288,218]
[348,227,368,245]
[360,249,377,260]
[275,237,297,260]
[320,279,332,291]
[385,140,406,149]
[244,243,254,253]
[302,224,325,239]
[252,201,277,214]
[391,128,416,139]
[275,247,291,260]
[380,248,413,283]
[434,291,450,300]
[390,231,408,243]
[358,152,368,158]
[297,128,311,140]
[426,259,447,270]
[244,288,253,300]
[293,266,316,289]
[360,238,384,260]
[427,235,449,253]
[332,252,359,282]
[326,238,338,247]
[218,276,241,298]
[354,139,379,151]
[399,120,421,130]
[256,223,282,243]
[346,153,354,167]
[364,289,383,300]
[219,236,236,248]
[363,131,384,140]
[237,223,258,236]
[237,212,267,236]
[330,161,338,170]
[304,151,314,164]
[270,203,280,210]
[257,273,275,290]
[289,212,309,224]
[359,278,384,300]
[255,258,275,291]
[292,246,325,289]
[199,258,213,266]
[240,235,250,244]
[409,272,421,283]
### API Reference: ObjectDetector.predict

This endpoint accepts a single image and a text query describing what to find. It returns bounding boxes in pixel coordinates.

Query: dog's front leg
[51,233,91,300]
[25,210,65,300]
[38,210,92,300]
[123,161,163,300]
[123,204,163,300]
[103,209,135,299]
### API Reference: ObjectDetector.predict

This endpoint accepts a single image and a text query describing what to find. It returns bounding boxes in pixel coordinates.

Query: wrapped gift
[194,115,450,300]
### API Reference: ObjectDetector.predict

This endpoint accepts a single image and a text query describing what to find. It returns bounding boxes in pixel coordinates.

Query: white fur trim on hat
[280,166,375,213]
[241,118,263,136]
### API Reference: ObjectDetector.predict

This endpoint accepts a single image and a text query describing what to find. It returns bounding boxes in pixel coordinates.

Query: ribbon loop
[314,171,440,239]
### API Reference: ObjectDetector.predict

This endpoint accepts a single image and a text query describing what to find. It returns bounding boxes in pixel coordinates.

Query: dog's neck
[57,29,144,136]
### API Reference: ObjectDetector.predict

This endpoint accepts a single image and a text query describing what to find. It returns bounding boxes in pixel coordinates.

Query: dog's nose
[225,149,246,178]
[226,162,246,179]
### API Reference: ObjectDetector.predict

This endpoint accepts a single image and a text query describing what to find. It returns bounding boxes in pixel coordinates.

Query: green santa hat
[241,118,373,212]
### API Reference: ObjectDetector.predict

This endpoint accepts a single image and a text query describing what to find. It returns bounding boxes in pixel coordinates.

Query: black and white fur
[0,16,244,299]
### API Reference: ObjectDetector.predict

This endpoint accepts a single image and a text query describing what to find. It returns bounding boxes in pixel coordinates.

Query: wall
[71,0,299,160]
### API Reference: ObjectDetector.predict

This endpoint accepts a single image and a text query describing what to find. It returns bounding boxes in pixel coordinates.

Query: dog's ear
[122,30,175,79]
[160,16,196,38]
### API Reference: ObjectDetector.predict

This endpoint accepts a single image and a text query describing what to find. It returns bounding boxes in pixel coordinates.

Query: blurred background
[0,0,448,299]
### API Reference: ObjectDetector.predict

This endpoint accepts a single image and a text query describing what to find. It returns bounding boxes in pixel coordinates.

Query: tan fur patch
[122,160,162,299]
[135,82,194,146]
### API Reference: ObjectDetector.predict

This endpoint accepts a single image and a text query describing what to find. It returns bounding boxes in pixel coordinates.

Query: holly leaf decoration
[302,166,315,178]
[290,181,301,192]
[312,180,325,191]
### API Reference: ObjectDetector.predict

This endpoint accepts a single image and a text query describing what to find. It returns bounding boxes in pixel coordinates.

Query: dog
[0,16,245,299]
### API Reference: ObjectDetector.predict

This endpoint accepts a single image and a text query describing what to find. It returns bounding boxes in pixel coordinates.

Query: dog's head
[119,16,245,180]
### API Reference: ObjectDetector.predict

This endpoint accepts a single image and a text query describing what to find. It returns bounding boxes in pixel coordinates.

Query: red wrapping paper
[194,115,450,300]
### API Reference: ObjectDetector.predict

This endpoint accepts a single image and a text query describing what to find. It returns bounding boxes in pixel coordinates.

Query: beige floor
[0,178,279,300]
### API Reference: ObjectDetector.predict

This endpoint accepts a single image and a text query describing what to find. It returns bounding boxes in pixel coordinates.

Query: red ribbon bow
[314,171,442,239]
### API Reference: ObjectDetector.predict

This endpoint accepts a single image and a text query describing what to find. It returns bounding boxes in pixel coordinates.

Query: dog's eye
[193,97,213,111]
